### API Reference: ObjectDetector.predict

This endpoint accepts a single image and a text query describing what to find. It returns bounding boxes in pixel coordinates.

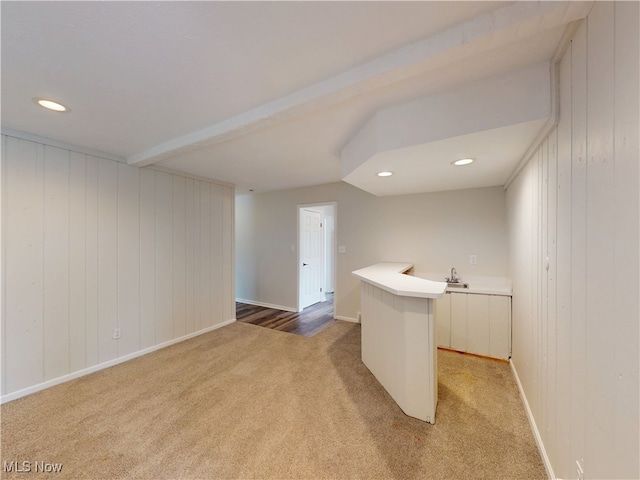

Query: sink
[447,282,469,289]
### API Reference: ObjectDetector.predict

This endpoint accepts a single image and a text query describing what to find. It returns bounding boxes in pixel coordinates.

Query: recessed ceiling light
[452,158,474,166]
[377,171,393,177]
[33,98,70,112]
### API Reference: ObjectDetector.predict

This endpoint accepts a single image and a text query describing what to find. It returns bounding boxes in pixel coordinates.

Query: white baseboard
[510,360,556,479]
[335,315,360,324]
[236,298,297,313]
[0,318,236,405]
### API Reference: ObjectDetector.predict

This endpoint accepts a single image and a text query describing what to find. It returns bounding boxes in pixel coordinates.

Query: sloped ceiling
[1,1,592,195]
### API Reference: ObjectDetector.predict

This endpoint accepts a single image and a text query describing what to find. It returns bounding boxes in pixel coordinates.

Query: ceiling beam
[127,1,593,168]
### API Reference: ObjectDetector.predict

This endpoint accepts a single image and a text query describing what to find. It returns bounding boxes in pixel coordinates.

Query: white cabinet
[488,295,511,359]
[435,292,451,348]
[467,294,491,356]
[435,292,511,360]
[450,292,471,351]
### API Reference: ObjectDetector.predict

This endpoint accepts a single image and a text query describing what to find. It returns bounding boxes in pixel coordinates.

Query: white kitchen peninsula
[352,263,447,424]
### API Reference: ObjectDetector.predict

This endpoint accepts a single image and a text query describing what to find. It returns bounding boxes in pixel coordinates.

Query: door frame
[296,201,337,313]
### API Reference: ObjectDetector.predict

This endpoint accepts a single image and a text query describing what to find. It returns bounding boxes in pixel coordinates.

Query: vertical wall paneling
[530,152,539,418]
[570,18,588,475]
[172,175,186,338]
[511,160,532,414]
[43,146,71,381]
[612,2,640,476]
[184,178,195,334]
[539,138,548,440]
[139,169,156,349]
[69,152,87,373]
[523,152,540,412]
[223,185,235,322]
[1,135,6,394]
[154,171,173,344]
[507,4,639,478]
[117,163,140,356]
[554,38,573,478]
[536,150,543,418]
[2,134,235,399]
[585,3,617,475]
[97,159,118,363]
[521,159,531,394]
[84,156,99,367]
[199,182,212,329]
[546,125,558,467]
[529,149,539,420]
[193,181,202,331]
[4,137,44,392]
[211,184,224,325]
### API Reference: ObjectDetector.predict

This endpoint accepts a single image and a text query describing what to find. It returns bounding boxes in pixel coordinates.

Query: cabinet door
[450,293,467,352]
[467,294,490,356]
[489,295,511,359]
[435,293,451,348]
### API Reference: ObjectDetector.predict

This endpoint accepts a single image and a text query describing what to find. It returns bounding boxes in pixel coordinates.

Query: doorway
[297,202,336,313]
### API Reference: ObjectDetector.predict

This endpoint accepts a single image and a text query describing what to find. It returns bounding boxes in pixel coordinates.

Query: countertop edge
[445,287,512,296]
[352,263,447,299]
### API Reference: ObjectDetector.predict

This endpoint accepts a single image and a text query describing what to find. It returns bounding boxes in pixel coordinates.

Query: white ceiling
[1,1,592,196]
[345,118,548,196]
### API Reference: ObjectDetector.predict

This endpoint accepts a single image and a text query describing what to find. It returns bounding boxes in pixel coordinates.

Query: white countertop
[352,263,447,299]
[414,272,512,296]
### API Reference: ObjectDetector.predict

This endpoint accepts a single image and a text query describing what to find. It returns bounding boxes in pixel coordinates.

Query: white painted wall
[235,183,507,321]
[236,182,380,319]
[1,134,235,399]
[376,187,507,278]
[506,3,639,478]
[235,194,257,302]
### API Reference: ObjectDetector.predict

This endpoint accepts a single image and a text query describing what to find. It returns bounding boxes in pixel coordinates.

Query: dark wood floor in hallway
[236,294,335,337]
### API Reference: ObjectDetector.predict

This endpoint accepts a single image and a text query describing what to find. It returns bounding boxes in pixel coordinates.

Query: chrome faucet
[447,267,459,283]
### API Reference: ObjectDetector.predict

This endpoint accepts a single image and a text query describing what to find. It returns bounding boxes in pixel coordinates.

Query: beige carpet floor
[1,321,546,479]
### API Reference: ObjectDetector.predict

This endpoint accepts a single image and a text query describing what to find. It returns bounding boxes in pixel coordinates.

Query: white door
[299,209,324,310]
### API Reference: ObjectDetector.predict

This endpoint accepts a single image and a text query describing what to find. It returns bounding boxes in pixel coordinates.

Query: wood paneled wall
[1,135,235,397]
[506,3,639,478]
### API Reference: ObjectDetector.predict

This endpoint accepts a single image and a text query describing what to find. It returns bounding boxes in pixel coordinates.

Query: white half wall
[235,183,508,321]
[1,134,236,399]
[506,3,639,478]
